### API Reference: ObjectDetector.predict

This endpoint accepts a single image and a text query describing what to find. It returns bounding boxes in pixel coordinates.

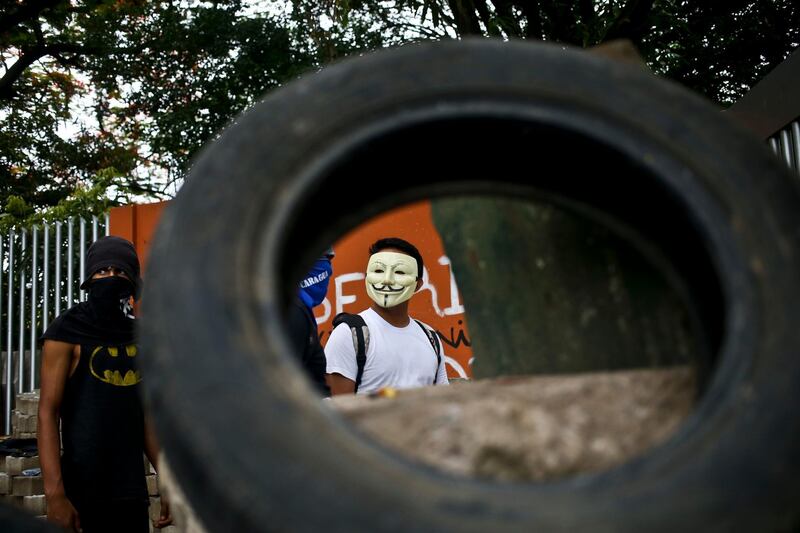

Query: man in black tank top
[38,236,172,532]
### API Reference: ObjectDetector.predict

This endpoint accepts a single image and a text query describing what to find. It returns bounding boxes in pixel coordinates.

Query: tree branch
[0,0,64,37]
[539,0,580,45]
[517,0,543,40]
[0,43,96,99]
[490,0,523,38]
[577,0,597,45]
[602,0,655,45]
[474,0,502,37]
[446,0,483,36]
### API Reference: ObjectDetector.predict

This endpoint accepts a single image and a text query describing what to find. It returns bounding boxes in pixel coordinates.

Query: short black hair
[369,237,424,278]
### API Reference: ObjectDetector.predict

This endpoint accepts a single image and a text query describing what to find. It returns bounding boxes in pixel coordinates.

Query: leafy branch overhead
[1,1,798,218]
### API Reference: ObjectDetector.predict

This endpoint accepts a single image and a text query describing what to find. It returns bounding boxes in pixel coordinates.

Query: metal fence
[769,119,800,174]
[1,214,110,434]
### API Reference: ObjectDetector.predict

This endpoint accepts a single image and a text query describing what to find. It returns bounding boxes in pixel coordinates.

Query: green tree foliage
[332,0,800,103]
[1,1,798,224]
[1,1,331,219]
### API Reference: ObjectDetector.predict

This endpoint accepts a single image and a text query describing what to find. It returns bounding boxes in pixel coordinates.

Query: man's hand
[46,493,81,531]
[154,494,173,529]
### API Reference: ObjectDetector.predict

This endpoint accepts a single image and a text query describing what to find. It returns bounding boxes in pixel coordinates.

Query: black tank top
[60,341,147,506]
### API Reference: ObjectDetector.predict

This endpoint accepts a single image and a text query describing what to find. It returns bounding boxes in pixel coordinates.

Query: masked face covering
[88,276,136,321]
[298,258,333,309]
[365,251,418,308]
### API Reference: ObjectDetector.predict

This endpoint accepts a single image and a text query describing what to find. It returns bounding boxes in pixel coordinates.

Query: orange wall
[110,200,473,379]
[314,201,472,379]
[109,201,170,277]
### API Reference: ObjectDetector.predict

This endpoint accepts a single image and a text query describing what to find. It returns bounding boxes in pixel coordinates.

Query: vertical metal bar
[30,226,38,391]
[780,129,794,168]
[92,215,98,243]
[769,137,779,154]
[105,212,110,236]
[43,224,50,330]
[0,235,4,432]
[18,230,26,394]
[792,121,800,175]
[79,219,86,302]
[67,218,74,307]
[5,230,14,434]
[55,222,62,316]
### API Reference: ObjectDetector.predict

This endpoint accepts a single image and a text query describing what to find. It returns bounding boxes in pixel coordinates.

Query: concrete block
[148,496,162,523]
[22,494,46,515]
[12,475,44,496]
[4,456,39,476]
[15,392,40,417]
[0,472,10,494]
[12,411,38,434]
[12,432,37,440]
[2,494,23,509]
[146,474,159,496]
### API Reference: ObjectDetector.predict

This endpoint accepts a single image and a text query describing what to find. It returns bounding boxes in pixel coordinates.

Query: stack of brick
[2,391,176,531]
[12,392,39,439]
[0,452,46,518]
[1,391,46,519]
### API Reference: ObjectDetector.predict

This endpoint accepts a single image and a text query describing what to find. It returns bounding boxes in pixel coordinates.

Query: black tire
[141,39,800,532]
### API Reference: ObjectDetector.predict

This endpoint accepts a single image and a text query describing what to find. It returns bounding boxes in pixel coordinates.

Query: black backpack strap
[332,313,369,393]
[414,320,442,384]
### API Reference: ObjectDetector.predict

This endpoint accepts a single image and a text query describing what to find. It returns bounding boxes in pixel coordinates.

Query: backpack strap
[332,313,370,393]
[414,320,442,384]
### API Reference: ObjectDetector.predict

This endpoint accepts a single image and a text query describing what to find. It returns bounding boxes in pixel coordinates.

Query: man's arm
[144,417,173,528]
[324,323,359,396]
[326,373,356,395]
[38,340,81,531]
[287,303,330,395]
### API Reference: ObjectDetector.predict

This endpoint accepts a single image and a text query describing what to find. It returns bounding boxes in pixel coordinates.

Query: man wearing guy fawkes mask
[325,237,449,395]
[287,247,334,396]
[38,236,171,532]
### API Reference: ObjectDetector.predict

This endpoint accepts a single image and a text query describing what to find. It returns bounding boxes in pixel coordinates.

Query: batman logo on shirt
[89,345,141,386]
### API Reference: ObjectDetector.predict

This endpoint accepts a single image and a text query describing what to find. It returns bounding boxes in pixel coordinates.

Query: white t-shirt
[325,307,449,394]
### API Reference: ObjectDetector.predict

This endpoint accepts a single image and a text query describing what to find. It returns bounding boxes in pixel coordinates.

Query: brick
[22,494,46,516]
[4,456,39,476]
[12,411,38,434]
[146,474,159,496]
[15,392,40,417]
[144,455,154,475]
[2,494,23,509]
[0,473,9,494]
[12,475,44,496]
[148,496,162,523]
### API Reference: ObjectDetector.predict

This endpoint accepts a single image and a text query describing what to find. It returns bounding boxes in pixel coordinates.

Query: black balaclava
[40,236,142,346]
[88,276,136,321]
[80,236,143,299]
